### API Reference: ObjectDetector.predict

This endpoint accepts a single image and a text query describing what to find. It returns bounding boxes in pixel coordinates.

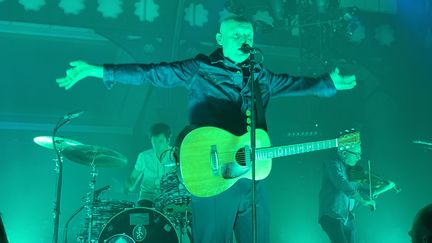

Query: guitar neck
[256,139,338,160]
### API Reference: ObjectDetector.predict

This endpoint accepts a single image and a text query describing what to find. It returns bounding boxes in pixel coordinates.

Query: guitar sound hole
[235,148,247,166]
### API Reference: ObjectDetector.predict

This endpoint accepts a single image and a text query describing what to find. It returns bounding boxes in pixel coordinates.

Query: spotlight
[97,0,124,19]
[18,0,46,11]
[184,3,208,27]
[58,0,85,15]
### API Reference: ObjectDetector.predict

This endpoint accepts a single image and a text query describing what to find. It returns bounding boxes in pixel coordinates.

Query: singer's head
[216,16,253,64]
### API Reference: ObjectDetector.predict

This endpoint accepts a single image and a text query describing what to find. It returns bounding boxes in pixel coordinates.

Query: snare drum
[98,207,179,243]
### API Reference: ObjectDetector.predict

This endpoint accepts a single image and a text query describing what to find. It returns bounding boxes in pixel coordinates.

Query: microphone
[94,185,111,197]
[63,110,84,120]
[82,185,111,200]
[239,43,259,54]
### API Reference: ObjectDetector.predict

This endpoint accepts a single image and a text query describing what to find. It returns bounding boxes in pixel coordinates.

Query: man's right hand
[56,60,103,90]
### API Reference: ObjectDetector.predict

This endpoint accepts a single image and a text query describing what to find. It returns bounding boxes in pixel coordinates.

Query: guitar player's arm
[266,67,355,98]
[56,59,199,90]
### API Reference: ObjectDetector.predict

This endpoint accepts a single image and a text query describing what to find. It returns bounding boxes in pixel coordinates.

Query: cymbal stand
[85,153,98,243]
[51,154,64,243]
[178,210,192,243]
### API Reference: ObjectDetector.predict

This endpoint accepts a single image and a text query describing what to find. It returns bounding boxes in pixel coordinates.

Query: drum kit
[34,135,192,243]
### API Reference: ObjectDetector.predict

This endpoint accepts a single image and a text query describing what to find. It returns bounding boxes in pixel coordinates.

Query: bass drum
[98,207,179,243]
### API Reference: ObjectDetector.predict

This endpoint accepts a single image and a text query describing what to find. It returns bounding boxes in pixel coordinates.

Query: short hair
[150,123,171,140]
[411,203,432,243]
[219,15,254,35]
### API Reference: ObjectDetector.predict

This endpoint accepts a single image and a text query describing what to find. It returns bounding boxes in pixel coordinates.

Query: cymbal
[62,145,127,168]
[33,136,83,150]
[413,140,432,146]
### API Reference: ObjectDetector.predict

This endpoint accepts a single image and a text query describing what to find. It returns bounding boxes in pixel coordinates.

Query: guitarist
[318,143,375,243]
[56,15,356,243]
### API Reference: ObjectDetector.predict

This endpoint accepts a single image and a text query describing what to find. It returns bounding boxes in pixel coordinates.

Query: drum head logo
[132,225,147,242]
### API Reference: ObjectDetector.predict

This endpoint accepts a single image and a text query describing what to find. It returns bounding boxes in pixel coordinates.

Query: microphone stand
[51,117,73,243]
[63,205,85,243]
[63,185,110,243]
[247,52,258,243]
[51,111,84,243]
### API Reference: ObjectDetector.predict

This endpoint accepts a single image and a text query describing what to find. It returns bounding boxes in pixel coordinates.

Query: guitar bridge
[210,145,219,176]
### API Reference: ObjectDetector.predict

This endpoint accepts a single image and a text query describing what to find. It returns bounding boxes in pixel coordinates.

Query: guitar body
[179,126,272,197]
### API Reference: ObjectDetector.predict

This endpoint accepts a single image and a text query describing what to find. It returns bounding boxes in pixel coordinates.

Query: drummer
[124,122,176,207]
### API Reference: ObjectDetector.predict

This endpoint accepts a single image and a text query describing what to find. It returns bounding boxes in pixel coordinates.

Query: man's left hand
[330,67,357,90]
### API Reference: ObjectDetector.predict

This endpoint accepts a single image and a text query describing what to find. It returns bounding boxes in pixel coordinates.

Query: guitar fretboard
[256,139,337,160]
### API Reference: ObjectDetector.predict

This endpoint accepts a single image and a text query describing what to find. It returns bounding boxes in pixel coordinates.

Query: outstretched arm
[56,60,103,90]
[57,58,198,90]
[330,67,356,90]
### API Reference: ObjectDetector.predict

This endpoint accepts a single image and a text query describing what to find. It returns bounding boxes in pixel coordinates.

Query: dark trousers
[320,215,355,243]
[191,179,270,243]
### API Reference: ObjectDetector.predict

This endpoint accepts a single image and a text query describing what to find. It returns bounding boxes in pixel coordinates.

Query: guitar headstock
[337,129,361,150]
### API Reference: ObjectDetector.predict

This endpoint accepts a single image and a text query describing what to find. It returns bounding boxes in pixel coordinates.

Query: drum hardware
[172,210,192,243]
[62,142,129,240]
[33,134,85,239]
[156,170,192,215]
[64,205,85,243]
[34,111,85,243]
[75,199,135,242]
[61,144,128,242]
[156,169,193,243]
[87,160,98,243]
[34,135,84,243]
[40,135,193,242]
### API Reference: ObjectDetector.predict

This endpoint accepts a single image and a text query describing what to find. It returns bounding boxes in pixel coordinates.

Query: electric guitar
[179,126,360,197]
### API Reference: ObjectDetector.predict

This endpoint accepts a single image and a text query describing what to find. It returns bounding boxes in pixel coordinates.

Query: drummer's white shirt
[134,147,176,201]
